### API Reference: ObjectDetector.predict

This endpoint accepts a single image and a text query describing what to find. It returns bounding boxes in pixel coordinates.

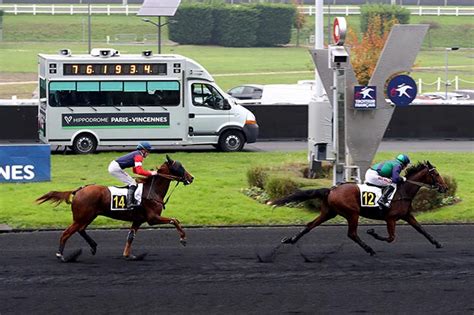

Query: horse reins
[405,179,438,190]
[146,171,183,208]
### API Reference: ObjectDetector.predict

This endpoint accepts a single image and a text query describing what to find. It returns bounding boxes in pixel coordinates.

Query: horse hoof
[435,243,443,249]
[180,239,187,247]
[56,252,65,262]
[369,250,376,256]
[281,237,294,244]
[367,229,375,235]
[91,247,97,255]
[124,253,147,261]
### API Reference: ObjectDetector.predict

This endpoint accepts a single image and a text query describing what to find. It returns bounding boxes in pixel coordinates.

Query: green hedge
[168,4,214,45]
[360,4,410,34]
[212,6,259,47]
[251,4,295,47]
[168,4,295,47]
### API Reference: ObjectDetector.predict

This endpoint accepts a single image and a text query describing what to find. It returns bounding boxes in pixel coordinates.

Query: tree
[347,15,397,86]
[291,0,306,47]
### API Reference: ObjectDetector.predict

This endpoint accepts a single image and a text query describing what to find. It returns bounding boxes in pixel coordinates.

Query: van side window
[47,80,180,107]
[192,83,227,110]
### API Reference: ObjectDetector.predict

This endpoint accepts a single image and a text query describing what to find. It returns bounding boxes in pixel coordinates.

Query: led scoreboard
[63,63,168,76]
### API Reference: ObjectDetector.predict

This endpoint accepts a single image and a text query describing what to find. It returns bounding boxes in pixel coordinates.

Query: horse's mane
[405,161,428,178]
[136,163,169,184]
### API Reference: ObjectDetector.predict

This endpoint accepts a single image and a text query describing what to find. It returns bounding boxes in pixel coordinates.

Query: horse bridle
[406,166,442,190]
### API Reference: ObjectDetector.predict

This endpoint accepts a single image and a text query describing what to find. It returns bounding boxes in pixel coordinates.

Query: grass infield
[0,151,472,229]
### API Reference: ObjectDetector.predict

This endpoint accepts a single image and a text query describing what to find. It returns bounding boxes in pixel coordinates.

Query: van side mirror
[223,98,231,110]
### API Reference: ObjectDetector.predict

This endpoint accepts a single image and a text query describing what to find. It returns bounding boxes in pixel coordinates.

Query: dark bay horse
[36,155,194,261]
[269,161,448,255]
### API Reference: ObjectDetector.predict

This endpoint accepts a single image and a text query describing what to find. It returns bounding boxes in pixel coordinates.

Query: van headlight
[245,112,257,125]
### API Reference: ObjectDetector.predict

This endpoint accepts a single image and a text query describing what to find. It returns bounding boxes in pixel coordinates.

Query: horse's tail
[35,186,84,207]
[269,188,331,206]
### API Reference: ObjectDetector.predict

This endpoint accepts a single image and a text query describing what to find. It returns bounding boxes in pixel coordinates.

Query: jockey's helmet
[137,142,152,152]
[396,154,410,166]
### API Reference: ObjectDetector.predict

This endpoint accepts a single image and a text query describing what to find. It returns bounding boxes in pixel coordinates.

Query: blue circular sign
[386,75,417,106]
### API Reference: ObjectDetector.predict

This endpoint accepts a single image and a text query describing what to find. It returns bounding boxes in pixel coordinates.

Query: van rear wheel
[72,133,97,154]
[218,130,245,152]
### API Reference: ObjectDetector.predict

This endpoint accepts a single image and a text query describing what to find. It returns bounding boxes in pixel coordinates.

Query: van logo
[64,116,73,124]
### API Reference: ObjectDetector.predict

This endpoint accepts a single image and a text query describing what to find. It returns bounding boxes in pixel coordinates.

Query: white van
[37,48,258,153]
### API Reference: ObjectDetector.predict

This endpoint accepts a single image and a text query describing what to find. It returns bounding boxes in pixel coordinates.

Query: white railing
[301,5,474,16]
[416,76,474,94]
[0,4,473,16]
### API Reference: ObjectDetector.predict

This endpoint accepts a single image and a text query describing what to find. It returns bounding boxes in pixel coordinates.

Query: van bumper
[243,123,259,143]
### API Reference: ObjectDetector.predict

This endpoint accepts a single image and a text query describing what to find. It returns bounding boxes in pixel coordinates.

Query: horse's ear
[426,160,434,169]
[166,155,173,164]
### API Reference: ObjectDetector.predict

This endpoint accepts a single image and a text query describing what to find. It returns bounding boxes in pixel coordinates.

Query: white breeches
[108,160,136,186]
[365,169,392,187]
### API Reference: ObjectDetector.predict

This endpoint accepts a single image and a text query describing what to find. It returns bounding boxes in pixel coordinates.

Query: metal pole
[445,48,449,100]
[88,0,91,54]
[314,0,324,98]
[158,16,161,54]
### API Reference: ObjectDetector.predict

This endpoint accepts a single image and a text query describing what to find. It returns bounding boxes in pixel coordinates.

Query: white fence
[0,4,473,16]
[417,76,474,94]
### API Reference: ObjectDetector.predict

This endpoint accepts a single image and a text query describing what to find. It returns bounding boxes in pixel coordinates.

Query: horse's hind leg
[123,222,141,258]
[282,207,337,244]
[346,215,376,256]
[367,218,397,243]
[404,214,442,248]
[57,222,81,259]
[79,230,98,255]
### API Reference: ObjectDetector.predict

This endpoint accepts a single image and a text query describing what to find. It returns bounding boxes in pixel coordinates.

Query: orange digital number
[115,65,122,74]
[130,64,137,74]
[144,65,152,74]
[103,65,108,74]
[86,65,93,74]
[72,65,79,74]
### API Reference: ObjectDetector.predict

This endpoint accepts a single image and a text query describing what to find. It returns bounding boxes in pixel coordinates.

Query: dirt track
[1,225,473,314]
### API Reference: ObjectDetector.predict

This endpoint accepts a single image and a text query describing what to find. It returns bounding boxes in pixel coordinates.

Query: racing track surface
[1,225,473,314]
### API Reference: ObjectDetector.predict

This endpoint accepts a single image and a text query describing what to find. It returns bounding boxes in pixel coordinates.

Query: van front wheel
[72,133,97,154]
[218,130,245,152]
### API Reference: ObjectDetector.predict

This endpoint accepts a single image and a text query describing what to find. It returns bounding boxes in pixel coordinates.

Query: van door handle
[189,113,195,118]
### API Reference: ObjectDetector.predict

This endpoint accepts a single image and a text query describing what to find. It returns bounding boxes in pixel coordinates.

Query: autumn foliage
[347,15,397,85]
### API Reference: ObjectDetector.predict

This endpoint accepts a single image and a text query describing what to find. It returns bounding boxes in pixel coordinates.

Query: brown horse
[270,161,448,255]
[36,155,194,261]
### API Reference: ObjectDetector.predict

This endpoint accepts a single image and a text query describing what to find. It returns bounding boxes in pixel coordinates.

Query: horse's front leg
[123,222,142,258]
[347,215,376,256]
[404,213,442,248]
[148,215,186,246]
[367,218,397,243]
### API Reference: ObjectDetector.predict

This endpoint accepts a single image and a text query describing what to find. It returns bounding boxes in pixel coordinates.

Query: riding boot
[378,185,395,209]
[126,185,138,209]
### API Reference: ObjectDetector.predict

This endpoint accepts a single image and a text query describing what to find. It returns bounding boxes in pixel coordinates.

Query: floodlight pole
[142,17,168,54]
[88,0,91,54]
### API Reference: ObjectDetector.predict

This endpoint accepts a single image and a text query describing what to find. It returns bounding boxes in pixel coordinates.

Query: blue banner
[0,145,51,183]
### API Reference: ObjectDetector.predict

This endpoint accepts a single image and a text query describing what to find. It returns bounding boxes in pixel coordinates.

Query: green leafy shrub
[412,175,457,212]
[302,164,332,179]
[247,166,268,189]
[264,176,299,200]
[360,4,410,34]
[241,186,270,204]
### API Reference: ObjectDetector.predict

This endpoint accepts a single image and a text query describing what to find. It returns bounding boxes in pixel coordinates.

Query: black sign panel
[63,63,167,76]
[62,113,170,128]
